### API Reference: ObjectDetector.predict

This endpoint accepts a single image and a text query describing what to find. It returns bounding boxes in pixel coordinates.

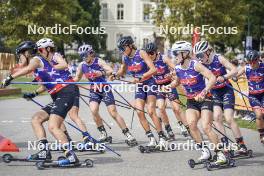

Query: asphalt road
[0,88,263,176]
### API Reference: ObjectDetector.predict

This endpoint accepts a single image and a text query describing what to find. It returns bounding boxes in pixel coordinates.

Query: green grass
[235,118,257,131]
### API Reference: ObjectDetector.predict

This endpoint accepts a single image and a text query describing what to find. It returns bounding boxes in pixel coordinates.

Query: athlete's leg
[31,110,49,140]
[68,106,88,132]
[146,95,162,132]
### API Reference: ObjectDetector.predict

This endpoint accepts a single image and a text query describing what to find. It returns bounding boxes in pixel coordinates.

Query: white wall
[100,0,158,50]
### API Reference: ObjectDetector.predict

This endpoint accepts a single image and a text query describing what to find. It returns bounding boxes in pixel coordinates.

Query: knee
[214,113,223,123]
[68,109,78,119]
[188,121,198,131]
[90,108,99,117]
[202,124,212,135]
[159,107,166,114]
[225,117,235,125]
[31,115,44,125]
[109,109,118,118]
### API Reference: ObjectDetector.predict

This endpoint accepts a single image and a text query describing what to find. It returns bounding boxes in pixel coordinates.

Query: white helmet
[36,38,55,49]
[193,41,210,54]
[78,44,94,59]
[171,41,192,57]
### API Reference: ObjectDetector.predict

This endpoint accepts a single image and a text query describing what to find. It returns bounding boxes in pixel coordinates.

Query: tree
[0,0,104,54]
[152,0,247,52]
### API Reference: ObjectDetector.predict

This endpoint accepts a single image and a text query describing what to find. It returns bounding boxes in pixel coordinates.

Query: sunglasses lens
[148,51,155,55]
[196,53,204,60]
[172,50,179,57]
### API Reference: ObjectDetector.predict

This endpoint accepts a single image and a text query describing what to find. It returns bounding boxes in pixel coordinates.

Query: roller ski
[124,132,138,147]
[2,150,54,163]
[188,146,213,168]
[205,152,235,171]
[229,144,253,159]
[138,137,170,153]
[35,150,93,170]
[98,131,112,144]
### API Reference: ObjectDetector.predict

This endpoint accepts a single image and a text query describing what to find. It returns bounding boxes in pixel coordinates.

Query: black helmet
[245,50,259,63]
[16,41,37,55]
[145,42,157,54]
[117,36,134,52]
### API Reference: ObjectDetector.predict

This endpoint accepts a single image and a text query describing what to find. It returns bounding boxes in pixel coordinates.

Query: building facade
[100,0,158,51]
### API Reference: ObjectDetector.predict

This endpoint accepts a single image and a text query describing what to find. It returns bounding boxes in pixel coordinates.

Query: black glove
[1,75,14,88]
[23,91,39,99]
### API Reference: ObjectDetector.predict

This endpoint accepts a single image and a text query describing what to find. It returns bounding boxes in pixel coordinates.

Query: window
[143,4,151,22]
[116,33,123,44]
[143,38,149,48]
[117,3,124,20]
[101,3,108,20]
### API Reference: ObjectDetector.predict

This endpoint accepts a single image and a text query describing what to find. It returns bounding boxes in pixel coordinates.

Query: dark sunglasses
[196,53,206,61]
[147,51,155,55]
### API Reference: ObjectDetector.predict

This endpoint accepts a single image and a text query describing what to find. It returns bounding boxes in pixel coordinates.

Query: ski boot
[124,131,138,147]
[80,136,105,153]
[138,137,157,153]
[178,122,189,137]
[188,146,212,168]
[98,130,112,143]
[165,124,175,141]
[27,149,52,161]
[155,136,168,151]
[57,150,79,166]
[205,151,235,171]
[35,150,93,170]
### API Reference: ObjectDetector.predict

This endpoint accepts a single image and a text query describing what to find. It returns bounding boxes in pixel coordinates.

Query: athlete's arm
[11,57,41,79]
[116,61,127,78]
[219,56,238,79]
[170,75,180,88]
[73,63,83,82]
[98,58,113,76]
[52,54,68,70]
[236,65,246,78]
[164,56,176,69]
[140,50,157,81]
[195,62,216,93]
[35,85,46,94]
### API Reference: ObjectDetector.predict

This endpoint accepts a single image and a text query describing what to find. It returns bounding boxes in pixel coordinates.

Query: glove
[1,75,14,88]
[23,91,39,99]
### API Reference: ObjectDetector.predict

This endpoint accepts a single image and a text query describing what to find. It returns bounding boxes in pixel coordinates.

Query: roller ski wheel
[188,159,195,168]
[2,154,13,163]
[2,153,52,163]
[187,157,213,169]
[36,161,45,170]
[84,159,94,168]
[99,136,112,144]
[125,139,138,147]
